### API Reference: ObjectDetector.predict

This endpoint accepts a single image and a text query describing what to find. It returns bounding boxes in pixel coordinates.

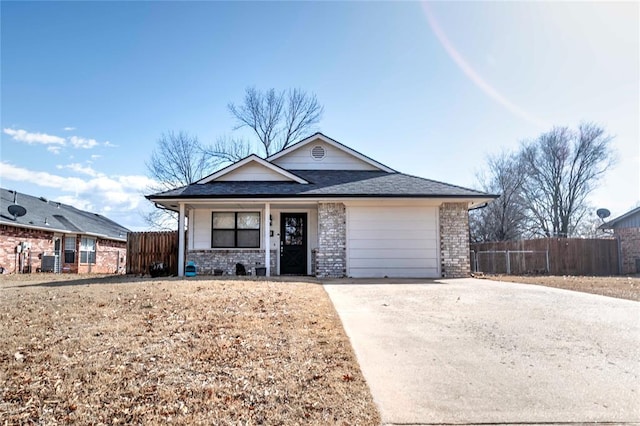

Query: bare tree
[203,135,254,164]
[520,123,615,238]
[147,131,211,190]
[470,151,527,242]
[571,211,610,238]
[144,131,212,229]
[224,87,323,157]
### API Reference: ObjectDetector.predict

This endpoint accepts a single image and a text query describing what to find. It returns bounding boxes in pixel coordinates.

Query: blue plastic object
[185,260,197,277]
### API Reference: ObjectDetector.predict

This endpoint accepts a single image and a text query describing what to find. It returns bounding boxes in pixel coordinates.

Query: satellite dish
[8,204,27,219]
[596,208,611,219]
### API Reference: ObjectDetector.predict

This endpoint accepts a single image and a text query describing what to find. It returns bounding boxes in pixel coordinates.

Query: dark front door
[280,213,307,275]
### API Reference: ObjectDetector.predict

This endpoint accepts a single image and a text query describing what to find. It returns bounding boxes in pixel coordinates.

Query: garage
[346,205,440,278]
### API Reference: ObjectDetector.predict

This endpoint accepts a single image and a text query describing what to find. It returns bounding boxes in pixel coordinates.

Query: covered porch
[176,200,327,277]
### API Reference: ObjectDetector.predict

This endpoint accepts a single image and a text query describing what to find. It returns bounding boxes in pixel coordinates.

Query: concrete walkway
[323,278,640,425]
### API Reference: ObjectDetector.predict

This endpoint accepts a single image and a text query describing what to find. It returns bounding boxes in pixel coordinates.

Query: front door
[280,213,307,275]
[53,237,62,273]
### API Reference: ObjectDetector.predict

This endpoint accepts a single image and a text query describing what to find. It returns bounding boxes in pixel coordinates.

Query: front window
[80,237,96,264]
[64,236,76,263]
[212,212,260,248]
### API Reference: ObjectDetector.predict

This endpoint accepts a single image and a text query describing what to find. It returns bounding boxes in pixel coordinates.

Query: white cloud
[3,128,66,145]
[3,127,113,152]
[56,163,101,177]
[0,161,158,214]
[90,154,102,160]
[55,195,94,212]
[63,127,76,131]
[69,135,99,149]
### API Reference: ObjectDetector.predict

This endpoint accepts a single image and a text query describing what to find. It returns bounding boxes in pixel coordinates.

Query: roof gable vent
[311,145,326,160]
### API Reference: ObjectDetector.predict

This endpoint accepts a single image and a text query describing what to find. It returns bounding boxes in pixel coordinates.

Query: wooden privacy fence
[470,238,619,276]
[126,231,178,275]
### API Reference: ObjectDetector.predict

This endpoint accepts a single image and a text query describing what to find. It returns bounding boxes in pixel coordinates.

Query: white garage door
[347,206,439,278]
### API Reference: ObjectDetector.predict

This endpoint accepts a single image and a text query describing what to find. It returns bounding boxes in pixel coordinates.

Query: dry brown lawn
[0,274,380,425]
[480,274,640,301]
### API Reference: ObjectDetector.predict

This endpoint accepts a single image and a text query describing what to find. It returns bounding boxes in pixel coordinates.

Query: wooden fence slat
[470,238,619,276]
[126,231,179,275]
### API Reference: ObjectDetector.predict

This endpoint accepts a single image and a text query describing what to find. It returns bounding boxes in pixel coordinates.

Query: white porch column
[178,202,185,277]
[264,203,271,277]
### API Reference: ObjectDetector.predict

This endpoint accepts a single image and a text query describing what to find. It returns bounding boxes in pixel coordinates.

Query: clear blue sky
[1,1,638,231]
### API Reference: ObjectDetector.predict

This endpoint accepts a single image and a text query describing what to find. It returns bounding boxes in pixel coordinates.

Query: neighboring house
[599,206,640,274]
[0,188,129,274]
[147,133,497,278]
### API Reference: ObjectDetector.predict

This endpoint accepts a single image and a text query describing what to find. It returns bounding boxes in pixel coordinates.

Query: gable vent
[311,145,326,160]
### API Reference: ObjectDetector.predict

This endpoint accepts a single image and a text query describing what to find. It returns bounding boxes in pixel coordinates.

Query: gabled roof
[148,170,497,200]
[267,132,396,173]
[197,154,308,184]
[0,188,130,241]
[599,206,640,230]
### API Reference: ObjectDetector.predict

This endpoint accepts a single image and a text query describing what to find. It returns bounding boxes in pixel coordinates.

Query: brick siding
[0,224,125,274]
[615,227,640,274]
[316,202,346,278]
[77,238,127,274]
[188,249,277,275]
[439,203,470,278]
[0,225,53,273]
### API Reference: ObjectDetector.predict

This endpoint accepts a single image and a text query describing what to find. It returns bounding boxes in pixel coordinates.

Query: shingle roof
[147,170,495,199]
[599,206,640,230]
[0,188,130,240]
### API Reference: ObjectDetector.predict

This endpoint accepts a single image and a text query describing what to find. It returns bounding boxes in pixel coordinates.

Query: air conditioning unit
[41,255,57,273]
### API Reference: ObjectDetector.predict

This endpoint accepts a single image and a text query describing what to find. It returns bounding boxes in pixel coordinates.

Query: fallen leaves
[0,275,379,424]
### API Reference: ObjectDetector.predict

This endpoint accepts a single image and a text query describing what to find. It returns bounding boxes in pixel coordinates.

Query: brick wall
[440,203,470,278]
[0,224,126,274]
[0,225,54,273]
[188,249,277,275]
[316,202,346,278]
[615,227,640,274]
[78,239,127,274]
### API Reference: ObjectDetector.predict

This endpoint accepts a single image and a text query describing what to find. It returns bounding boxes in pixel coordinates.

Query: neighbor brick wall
[77,239,127,274]
[188,249,277,275]
[440,203,470,278]
[615,228,640,274]
[1,224,126,274]
[0,225,54,273]
[316,202,346,278]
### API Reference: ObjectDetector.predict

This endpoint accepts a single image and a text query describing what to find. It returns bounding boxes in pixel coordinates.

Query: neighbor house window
[212,212,260,248]
[80,237,96,264]
[64,236,76,263]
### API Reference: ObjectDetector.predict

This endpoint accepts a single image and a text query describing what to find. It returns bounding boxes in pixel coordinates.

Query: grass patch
[481,274,640,301]
[0,274,380,424]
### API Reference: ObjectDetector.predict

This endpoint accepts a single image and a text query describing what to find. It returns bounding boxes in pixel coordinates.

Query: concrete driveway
[323,278,640,425]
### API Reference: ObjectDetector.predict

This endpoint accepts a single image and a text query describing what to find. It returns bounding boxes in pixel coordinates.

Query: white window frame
[211,211,261,249]
[79,237,96,264]
[64,235,76,264]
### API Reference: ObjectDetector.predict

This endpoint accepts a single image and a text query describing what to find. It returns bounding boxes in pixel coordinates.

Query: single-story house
[147,133,497,278]
[599,206,640,274]
[0,188,129,274]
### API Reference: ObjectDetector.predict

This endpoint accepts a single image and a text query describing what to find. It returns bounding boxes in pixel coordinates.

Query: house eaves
[599,206,640,229]
[197,154,309,184]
